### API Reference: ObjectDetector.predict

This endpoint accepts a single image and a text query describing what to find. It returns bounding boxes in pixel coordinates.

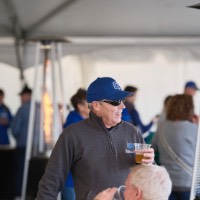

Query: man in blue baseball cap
[87,77,132,102]
[184,81,199,96]
[184,80,200,118]
[36,77,155,200]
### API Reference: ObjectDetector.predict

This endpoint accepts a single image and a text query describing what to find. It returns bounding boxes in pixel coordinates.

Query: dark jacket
[36,111,144,200]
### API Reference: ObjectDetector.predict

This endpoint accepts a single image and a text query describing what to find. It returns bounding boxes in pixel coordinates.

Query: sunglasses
[101,99,126,106]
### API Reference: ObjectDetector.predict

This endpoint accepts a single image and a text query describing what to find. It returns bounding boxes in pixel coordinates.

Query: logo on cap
[113,81,121,90]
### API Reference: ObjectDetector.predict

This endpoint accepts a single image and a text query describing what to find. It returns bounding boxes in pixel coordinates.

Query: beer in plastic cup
[134,143,151,164]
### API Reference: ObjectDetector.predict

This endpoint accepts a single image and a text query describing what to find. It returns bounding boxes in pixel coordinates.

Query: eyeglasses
[101,99,126,106]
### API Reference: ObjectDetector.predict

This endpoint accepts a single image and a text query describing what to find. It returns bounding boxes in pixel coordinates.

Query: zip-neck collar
[89,111,123,131]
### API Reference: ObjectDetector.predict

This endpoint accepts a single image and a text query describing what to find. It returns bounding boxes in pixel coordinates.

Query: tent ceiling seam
[25,0,80,38]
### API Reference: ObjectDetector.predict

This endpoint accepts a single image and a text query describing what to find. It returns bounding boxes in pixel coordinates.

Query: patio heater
[21,36,67,200]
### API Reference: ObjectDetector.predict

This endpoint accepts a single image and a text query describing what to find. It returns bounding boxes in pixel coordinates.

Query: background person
[123,85,158,134]
[0,88,12,145]
[63,88,89,128]
[156,95,173,129]
[36,77,154,200]
[62,88,90,200]
[153,95,173,165]
[152,94,198,200]
[184,81,199,96]
[94,164,172,200]
[184,80,200,116]
[11,84,32,199]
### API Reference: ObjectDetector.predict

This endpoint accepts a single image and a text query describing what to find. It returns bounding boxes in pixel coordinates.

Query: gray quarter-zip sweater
[36,111,144,200]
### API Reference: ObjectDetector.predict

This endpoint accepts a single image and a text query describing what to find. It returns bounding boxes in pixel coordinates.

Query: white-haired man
[94,164,172,200]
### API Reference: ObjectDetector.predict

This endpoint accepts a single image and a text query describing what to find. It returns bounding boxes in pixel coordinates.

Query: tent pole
[21,42,40,200]
[39,45,49,153]
[50,42,57,145]
[56,42,67,122]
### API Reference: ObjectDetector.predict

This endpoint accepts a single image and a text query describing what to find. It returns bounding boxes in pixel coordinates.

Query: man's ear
[134,187,142,200]
[91,101,100,111]
[129,186,142,200]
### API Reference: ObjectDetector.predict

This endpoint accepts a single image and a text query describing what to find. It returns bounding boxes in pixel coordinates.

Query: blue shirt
[0,104,12,144]
[121,108,132,122]
[123,102,153,134]
[11,101,30,147]
[63,110,84,128]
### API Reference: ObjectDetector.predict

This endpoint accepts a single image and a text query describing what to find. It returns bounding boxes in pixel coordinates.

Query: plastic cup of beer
[134,143,151,164]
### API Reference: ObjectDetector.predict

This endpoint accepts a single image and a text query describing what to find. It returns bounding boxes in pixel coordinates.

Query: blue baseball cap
[86,77,133,103]
[185,81,199,90]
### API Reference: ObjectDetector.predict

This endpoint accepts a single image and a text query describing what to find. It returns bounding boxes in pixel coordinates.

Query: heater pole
[21,42,40,200]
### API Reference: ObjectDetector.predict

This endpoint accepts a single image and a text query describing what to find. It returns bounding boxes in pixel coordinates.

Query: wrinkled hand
[94,188,117,200]
[135,148,155,164]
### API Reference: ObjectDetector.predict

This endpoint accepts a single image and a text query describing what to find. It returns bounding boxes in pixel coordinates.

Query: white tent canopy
[0,0,200,68]
[0,0,200,122]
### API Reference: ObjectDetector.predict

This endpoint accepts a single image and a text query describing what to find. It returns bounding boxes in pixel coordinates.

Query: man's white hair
[130,164,172,200]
